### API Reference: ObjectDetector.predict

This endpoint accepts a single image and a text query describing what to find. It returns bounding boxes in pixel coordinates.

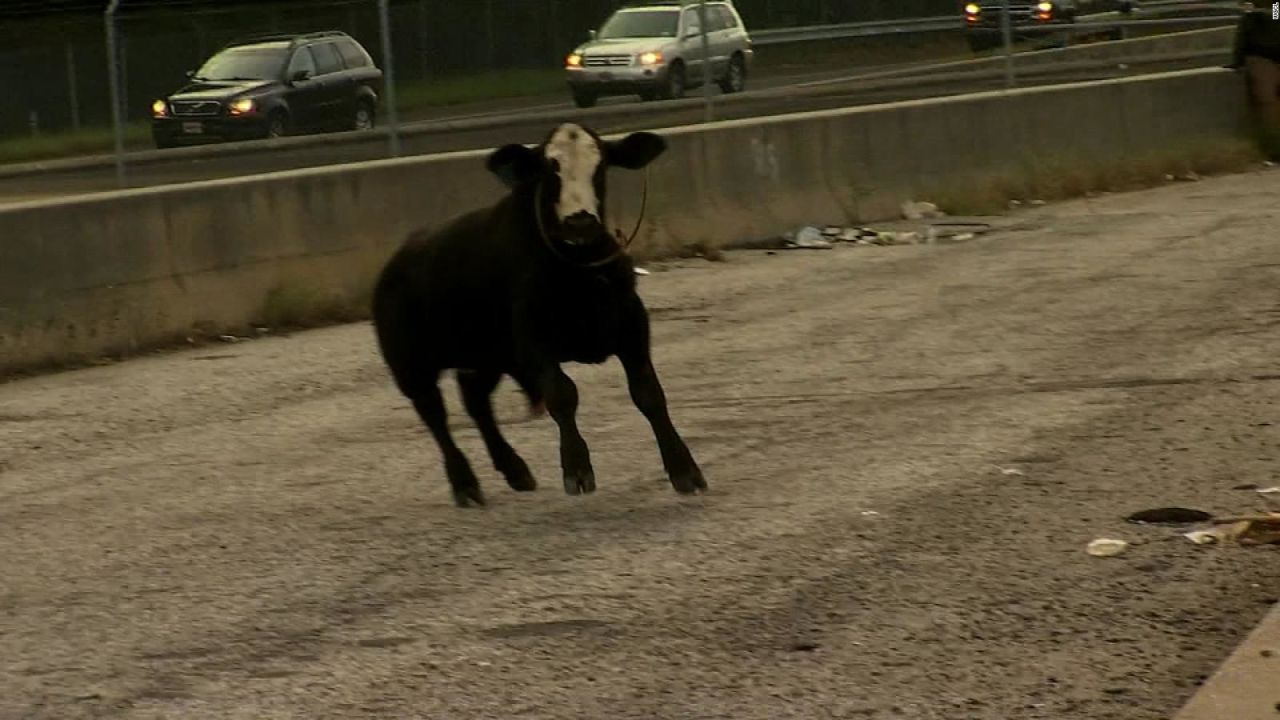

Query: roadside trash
[1184,514,1280,547]
[1177,171,1201,182]
[218,335,240,343]
[1184,530,1223,545]
[860,510,880,517]
[994,465,1025,476]
[1030,199,1047,207]
[1125,507,1213,527]
[1087,538,1129,557]
[1257,487,1280,495]
[787,226,834,249]
[1009,200,1023,209]
[634,267,651,276]
[901,200,944,221]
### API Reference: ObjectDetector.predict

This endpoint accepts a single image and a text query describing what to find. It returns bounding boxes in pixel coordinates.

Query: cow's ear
[486,143,542,187]
[605,131,666,170]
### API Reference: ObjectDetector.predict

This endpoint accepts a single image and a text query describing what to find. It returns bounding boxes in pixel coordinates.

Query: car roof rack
[224,30,350,48]
[618,0,732,7]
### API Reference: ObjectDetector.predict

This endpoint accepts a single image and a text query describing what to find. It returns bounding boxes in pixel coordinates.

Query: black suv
[963,0,1136,52]
[150,31,383,149]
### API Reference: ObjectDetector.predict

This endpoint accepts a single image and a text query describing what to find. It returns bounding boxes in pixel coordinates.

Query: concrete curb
[1172,601,1280,720]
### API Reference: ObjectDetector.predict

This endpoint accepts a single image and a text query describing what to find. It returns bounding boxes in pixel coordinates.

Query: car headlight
[151,99,167,117]
[228,97,256,115]
[964,3,981,13]
[1037,1,1053,11]
[566,53,583,68]
[638,51,663,66]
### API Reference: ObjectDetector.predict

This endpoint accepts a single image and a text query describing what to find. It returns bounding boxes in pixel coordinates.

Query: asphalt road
[0,50,1217,207]
[3,167,1279,719]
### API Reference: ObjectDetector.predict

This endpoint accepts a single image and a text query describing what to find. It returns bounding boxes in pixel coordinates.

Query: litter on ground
[1087,538,1129,557]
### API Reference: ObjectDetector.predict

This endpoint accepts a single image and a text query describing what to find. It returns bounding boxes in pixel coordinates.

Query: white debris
[1256,487,1280,495]
[901,201,944,221]
[995,466,1025,476]
[790,227,834,249]
[1086,538,1129,557]
[1184,530,1223,545]
[634,267,651,276]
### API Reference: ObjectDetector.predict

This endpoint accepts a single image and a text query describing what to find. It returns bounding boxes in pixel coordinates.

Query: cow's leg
[618,300,707,495]
[410,381,486,508]
[539,366,596,496]
[457,370,537,492]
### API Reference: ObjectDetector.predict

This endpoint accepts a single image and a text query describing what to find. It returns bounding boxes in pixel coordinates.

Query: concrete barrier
[0,67,1255,377]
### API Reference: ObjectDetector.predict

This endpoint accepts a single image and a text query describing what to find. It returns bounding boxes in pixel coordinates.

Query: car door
[680,6,708,85]
[708,4,735,80]
[307,41,351,128]
[284,46,324,130]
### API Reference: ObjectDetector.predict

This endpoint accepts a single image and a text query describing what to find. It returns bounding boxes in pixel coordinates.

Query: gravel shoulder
[2,168,1279,719]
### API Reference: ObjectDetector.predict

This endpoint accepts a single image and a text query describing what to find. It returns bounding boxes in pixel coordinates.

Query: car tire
[572,89,598,108]
[718,53,746,94]
[353,100,376,131]
[265,111,288,140]
[661,62,686,100]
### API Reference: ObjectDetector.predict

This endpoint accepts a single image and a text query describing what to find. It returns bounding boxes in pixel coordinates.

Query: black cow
[371,122,707,508]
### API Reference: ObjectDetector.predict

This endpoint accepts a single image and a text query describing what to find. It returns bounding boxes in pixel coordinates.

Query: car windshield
[598,10,679,38]
[194,47,287,81]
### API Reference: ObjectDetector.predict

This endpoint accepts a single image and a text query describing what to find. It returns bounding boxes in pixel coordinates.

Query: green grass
[396,68,567,116]
[0,123,152,165]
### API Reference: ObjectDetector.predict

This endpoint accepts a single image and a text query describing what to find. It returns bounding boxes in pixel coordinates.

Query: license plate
[182,122,203,134]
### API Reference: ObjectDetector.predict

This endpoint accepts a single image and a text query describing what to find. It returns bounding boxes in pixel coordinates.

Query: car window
[704,6,727,32]
[336,39,369,68]
[716,6,739,30]
[310,42,345,75]
[196,47,287,81]
[681,8,702,36]
[598,9,679,38]
[287,47,317,78]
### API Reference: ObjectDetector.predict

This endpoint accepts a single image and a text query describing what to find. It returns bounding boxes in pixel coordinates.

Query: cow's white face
[544,123,604,227]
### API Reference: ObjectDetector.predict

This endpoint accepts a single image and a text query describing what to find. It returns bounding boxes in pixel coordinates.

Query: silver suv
[564,0,754,108]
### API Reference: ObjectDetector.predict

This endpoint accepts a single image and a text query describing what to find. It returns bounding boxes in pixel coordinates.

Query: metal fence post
[377,0,401,157]
[698,0,713,122]
[105,0,126,186]
[999,0,1015,89]
[66,42,81,131]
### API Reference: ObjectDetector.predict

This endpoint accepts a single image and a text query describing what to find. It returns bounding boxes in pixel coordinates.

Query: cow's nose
[563,212,598,230]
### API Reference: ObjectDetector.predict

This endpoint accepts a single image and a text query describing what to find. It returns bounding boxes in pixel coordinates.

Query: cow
[371,122,707,508]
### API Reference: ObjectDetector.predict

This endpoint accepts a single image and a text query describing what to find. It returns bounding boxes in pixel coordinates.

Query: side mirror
[290,69,311,83]
[588,29,597,40]
[185,69,195,79]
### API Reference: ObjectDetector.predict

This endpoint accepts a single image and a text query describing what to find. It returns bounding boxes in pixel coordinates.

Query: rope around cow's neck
[533,166,650,269]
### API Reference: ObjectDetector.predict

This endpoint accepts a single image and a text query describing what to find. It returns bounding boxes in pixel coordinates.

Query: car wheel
[718,54,746,94]
[266,112,288,140]
[662,62,686,100]
[353,100,375,131]
[572,89,598,108]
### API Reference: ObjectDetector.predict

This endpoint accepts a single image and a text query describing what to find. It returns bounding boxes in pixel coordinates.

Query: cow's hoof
[505,468,538,492]
[670,466,708,495]
[451,484,487,508]
[563,470,597,496]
